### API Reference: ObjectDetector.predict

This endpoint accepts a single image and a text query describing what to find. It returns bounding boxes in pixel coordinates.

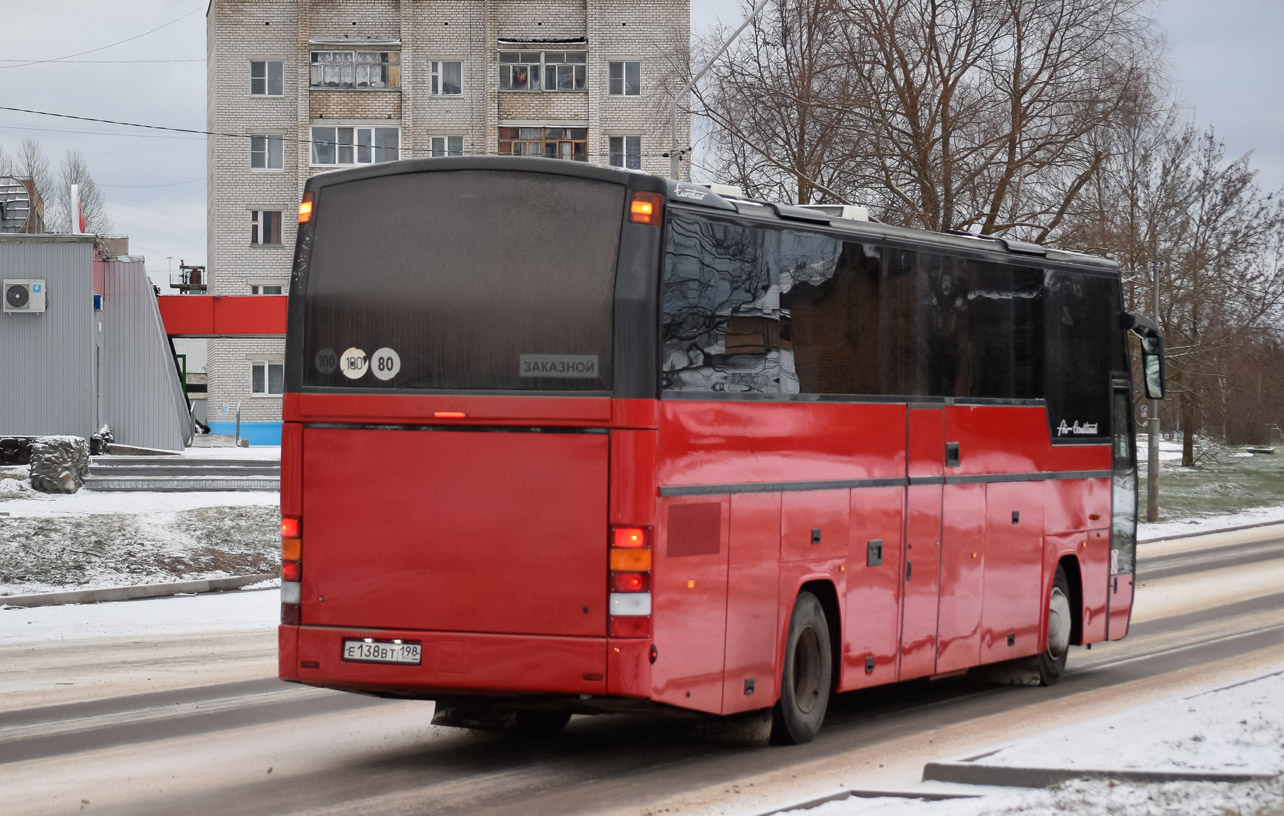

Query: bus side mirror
[1124,312,1166,400]
[1140,334,1165,400]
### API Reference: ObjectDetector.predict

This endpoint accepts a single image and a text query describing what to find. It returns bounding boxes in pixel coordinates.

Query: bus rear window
[300,170,622,391]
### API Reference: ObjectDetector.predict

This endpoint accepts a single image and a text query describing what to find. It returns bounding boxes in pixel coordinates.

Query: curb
[1139,518,1284,545]
[920,762,1275,788]
[746,788,980,816]
[0,574,277,608]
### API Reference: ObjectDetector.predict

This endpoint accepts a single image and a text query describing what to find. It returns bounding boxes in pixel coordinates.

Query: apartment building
[206,0,691,443]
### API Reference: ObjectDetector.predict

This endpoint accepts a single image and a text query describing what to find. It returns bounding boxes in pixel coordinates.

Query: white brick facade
[206,0,690,433]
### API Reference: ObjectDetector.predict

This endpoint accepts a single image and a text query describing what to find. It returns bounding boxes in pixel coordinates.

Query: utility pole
[670,0,771,179]
[1147,255,1161,522]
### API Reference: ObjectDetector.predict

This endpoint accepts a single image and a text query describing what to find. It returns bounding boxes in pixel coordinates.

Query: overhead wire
[1,105,695,160]
[0,5,205,71]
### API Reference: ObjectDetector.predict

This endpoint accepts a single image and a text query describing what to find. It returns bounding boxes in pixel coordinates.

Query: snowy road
[0,525,1281,816]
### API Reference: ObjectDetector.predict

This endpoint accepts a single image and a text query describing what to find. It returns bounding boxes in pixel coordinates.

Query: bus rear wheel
[770,591,832,745]
[1037,566,1072,686]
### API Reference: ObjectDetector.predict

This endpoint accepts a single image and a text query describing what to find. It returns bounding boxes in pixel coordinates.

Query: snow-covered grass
[1140,439,1284,524]
[0,447,280,596]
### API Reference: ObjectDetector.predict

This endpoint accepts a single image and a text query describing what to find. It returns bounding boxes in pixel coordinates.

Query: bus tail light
[282,515,302,625]
[611,572,649,593]
[629,192,664,226]
[609,525,651,638]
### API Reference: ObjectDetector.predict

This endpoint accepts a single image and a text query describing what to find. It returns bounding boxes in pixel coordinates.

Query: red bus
[277,158,1165,743]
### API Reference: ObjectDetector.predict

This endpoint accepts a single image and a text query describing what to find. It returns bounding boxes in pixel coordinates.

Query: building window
[429,60,463,95]
[609,61,641,96]
[250,283,284,295]
[309,50,400,89]
[609,136,642,169]
[498,127,587,161]
[251,361,284,395]
[499,51,585,92]
[250,210,282,245]
[311,126,399,166]
[251,60,284,96]
[431,136,464,157]
[250,135,284,170]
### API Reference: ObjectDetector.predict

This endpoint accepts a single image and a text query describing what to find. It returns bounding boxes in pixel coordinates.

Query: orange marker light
[628,192,664,225]
[282,537,302,561]
[298,193,314,223]
[610,548,651,572]
[434,411,467,418]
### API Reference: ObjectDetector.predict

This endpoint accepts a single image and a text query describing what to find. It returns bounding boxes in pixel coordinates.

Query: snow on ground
[0,486,278,518]
[981,672,1284,775]
[0,587,279,643]
[1138,502,1284,542]
[785,669,1284,816]
[792,776,1284,816]
[178,444,282,460]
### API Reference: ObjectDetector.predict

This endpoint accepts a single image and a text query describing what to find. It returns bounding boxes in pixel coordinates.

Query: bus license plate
[342,639,422,665]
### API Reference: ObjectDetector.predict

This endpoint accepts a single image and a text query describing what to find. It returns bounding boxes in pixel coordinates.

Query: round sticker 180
[371,347,401,381]
[339,347,368,379]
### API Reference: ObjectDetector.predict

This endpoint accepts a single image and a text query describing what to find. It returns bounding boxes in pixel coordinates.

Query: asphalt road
[1,525,1281,816]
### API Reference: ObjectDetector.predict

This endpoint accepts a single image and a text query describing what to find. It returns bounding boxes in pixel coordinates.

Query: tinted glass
[884,249,964,396]
[1111,387,1137,572]
[963,262,1045,399]
[663,214,867,395]
[301,170,622,391]
[1046,270,1115,439]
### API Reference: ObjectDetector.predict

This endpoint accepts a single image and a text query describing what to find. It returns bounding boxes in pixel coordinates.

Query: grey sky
[0,0,1278,289]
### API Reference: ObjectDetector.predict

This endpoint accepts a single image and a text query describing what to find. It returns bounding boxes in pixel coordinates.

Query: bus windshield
[299,169,622,391]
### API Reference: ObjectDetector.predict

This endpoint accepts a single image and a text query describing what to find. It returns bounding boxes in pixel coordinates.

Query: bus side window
[780,240,881,396]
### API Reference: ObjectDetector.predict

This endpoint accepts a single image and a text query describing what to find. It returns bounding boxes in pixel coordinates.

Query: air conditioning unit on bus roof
[797,203,870,222]
[694,182,746,198]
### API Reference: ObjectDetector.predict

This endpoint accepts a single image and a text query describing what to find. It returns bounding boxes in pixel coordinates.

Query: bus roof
[298,157,1116,274]
[663,179,1119,274]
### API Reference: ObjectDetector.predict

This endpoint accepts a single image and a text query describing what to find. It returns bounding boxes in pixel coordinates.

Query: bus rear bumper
[279,625,651,700]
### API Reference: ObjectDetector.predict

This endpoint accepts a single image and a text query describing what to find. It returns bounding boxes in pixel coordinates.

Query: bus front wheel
[1037,566,1072,686]
[770,591,832,745]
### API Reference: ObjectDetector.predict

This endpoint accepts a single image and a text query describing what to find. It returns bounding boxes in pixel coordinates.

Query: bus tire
[514,710,572,735]
[1037,566,1072,686]
[770,591,832,745]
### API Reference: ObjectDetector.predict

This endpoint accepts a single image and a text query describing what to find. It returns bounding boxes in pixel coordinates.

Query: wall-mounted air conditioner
[3,279,47,313]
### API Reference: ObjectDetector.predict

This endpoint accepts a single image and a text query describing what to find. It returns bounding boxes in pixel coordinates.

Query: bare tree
[697,0,855,203]
[1068,101,1284,463]
[699,0,1161,235]
[15,139,56,232]
[54,149,111,234]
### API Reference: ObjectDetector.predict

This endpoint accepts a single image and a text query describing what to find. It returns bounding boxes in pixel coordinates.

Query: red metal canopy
[158,295,287,337]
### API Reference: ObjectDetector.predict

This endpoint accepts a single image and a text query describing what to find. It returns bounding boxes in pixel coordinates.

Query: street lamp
[1147,258,1161,522]
[670,0,772,179]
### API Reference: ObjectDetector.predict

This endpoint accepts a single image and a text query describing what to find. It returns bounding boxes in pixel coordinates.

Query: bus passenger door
[1108,383,1139,639]
[900,407,943,680]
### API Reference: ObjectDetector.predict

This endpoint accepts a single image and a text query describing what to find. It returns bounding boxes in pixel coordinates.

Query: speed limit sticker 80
[370,347,400,381]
